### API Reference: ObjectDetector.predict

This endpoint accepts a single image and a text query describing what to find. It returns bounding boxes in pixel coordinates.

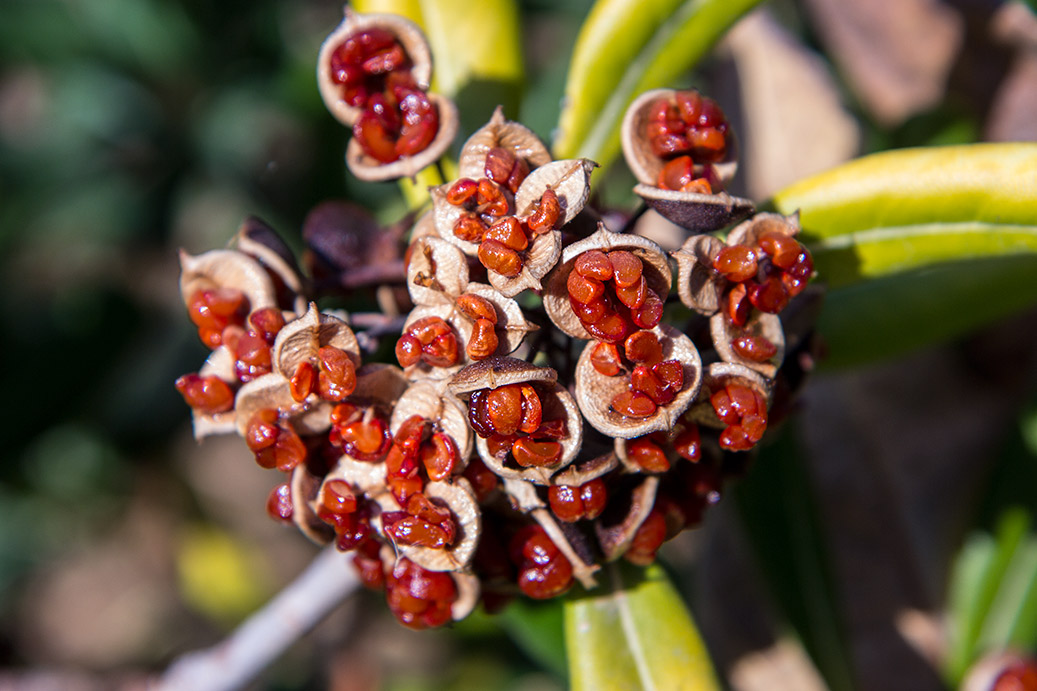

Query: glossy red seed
[484,147,517,185]
[632,293,664,330]
[476,178,509,216]
[453,214,486,242]
[249,308,285,343]
[609,251,643,288]
[266,482,293,523]
[245,409,280,452]
[726,283,751,327]
[446,178,479,206]
[339,419,391,460]
[393,415,428,460]
[714,245,757,283]
[574,250,614,281]
[422,332,459,368]
[627,437,671,472]
[591,341,623,376]
[585,311,634,343]
[409,316,452,345]
[548,484,582,522]
[749,275,790,314]
[658,155,696,191]
[421,432,459,481]
[567,270,605,305]
[467,317,499,360]
[611,390,657,418]
[395,90,438,157]
[485,216,528,251]
[710,388,738,425]
[511,438,563,467]
[732,334,778,362]
[175,373,235,414]
[518,385,543,435]
[526,188,560,234]
[395,333,422,367]
[569,294,609,325]
[353,107,400,163]
[487,385,523,436]
[273,426,307,472]
[478,239,523,277]
[290,361,317,401]
[455,293,497,323]
[758,231,801,269]
[318,346,357,400]
[624,330,662,365]
[615,275,648,310]
[580,479,608,519]
[234,331,272,382]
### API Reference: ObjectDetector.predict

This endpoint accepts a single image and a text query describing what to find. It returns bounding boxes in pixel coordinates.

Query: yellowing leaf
[566,562,721,691]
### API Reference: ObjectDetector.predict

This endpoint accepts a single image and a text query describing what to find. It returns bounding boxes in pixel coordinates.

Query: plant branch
[152,547,360,691]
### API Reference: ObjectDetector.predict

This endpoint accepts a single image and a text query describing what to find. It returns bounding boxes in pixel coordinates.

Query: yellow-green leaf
[553,0,762,170]
[768,143,1037,366]
[566,562,721,691]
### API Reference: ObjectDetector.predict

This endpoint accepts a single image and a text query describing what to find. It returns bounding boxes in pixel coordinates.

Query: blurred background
[1,0,1036,689]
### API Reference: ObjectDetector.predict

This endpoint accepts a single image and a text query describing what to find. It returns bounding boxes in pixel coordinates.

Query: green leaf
[355,0,525,125]
[498,599,568,678]
[565,562,721,691]
[553,0,762,169]
[769,144,1037,367]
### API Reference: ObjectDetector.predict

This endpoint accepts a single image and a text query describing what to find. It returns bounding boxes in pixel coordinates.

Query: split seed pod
[389,379,473,471]
[595,475,660,561]
[457,106,553,178]
[685,362,771,431]
[672,233,727,315]
[543,224,672,340]
[449,357,584,485]
[290,463,336,545]
[345,94,459,182]
[178,248,278,317]
[575,324,703,439]
[232,216,308,315]
[188,347,239,439]
[373,478,482,572]
[621,89,753,232]
[317,8,432,127]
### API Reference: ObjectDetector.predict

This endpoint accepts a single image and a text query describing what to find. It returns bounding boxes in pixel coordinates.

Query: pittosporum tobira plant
[174,4,820,632]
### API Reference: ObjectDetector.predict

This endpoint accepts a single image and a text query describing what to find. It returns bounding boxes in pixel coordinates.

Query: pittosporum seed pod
[406,236,470,307]
[449,357,584,485]
[457,106,553,182]
[672,233,727,316]
[685,362,772,453]
[179,249,279,339]
[575,324,703,439]
[710,308,786,378]
[542,223,672,341]
[389,379,473,473]
[371,478,482,572]
[345,93,459,181]
[594,475,660,561]
[270,303,363,405]
[317,7,433,127]
[621,88,754,232]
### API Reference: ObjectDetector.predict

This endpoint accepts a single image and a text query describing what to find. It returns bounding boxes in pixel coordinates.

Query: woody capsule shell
[621,88,753,232]
[449,357,584,486]
[317,7,432,128]
[457,106,553,180]
[575,324,703,439]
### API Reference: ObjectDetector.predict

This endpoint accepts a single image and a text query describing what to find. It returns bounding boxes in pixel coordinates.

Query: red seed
[453,213,486,243]
[484,147,518,186]
[609,251,643,288]
[567,270,605,305]
[627,437,671,473]
[625,511,667,565]
[339,418,391,460]
[732,334,778,362]
[249,307,285,343]
[266,482,293,523]
[591,341,623,376]
[758,231,801,269]
[486,385,523,436]
[624,330,662,365]
[466,317,499,360]
[586,311,635,343]
[318,346,357,401]
[610,390,657,418]
[455,293,497,323]
[714,245,757,283]
[526,188,560,234]
[574,250,614,281]
[615,275,648,310]
[422,332,459,368]
[395,333,423,367]
[548,484,582,522]
[658,155,696,191]
[478,239,523,277]
[511,438,563,467]
[476,178,509,217]
[290,361,316,401]
[749,275,790,313]
[421,432,459,481]
[674,424,701,462]
[632,293,664,330]
[569,294,608,325]
[245,409,280,452]
[446,178,479,206]
[518,385,543,434]
[175,373,234,414]
[484,216,529,251]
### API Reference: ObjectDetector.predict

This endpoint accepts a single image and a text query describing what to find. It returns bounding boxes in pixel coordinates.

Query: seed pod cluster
[174,7,818,631]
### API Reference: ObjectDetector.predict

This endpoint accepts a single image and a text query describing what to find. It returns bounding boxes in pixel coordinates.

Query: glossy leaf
[769,144,1037,367]
[565,562,721,691]
[553,0,762,170]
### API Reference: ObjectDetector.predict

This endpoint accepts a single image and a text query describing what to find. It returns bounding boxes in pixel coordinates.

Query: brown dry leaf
[723,9,860,200]
[801,0,963,126]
